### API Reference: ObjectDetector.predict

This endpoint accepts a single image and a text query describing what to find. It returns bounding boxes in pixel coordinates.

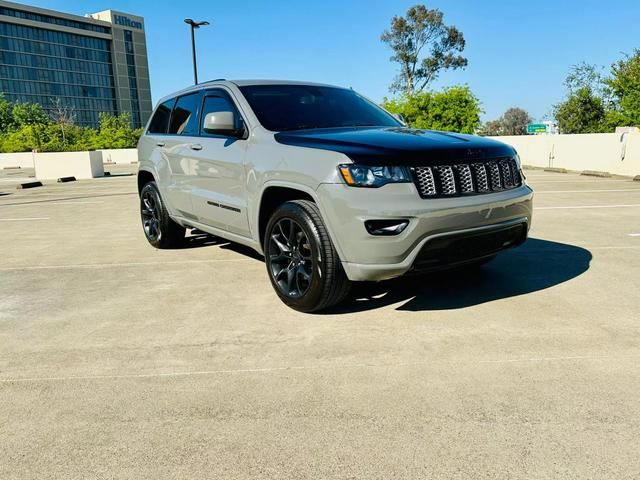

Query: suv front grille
[412,157,522,198]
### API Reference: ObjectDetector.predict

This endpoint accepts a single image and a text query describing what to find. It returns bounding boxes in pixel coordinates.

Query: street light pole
[184,18,210,85]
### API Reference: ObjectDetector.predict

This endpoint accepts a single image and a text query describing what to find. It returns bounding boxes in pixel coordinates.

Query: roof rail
[201,78,227,84]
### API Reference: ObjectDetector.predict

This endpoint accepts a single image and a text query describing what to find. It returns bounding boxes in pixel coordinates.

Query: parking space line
[535,189,640,194]
[1,201,105,207]
[535,204,640,210]
[3,201,105,206]
[0,258,255,271]
[0,217,48,221]
[629,233,640,237]
[1,354,638,384]
[529,180,630,184]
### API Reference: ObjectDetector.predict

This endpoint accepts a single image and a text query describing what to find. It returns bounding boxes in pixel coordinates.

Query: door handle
[156,141,165,147]
[190,144,203,151]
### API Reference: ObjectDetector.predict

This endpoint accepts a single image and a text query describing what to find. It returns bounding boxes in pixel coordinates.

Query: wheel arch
[257,183,317,250]
[137,169,156,195]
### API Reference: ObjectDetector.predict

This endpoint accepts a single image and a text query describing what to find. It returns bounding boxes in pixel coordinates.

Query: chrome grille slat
[487,162,502,190]
[471,163,490,192]
[454,164,474,193]
[435,165,456,195]
[414,166,437,197]
[412,157,522,199]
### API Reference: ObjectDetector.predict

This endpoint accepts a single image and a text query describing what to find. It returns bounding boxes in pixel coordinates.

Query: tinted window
[239,84,401,131]
[168,92,201,135]
[200,91,242,136]
[147,98,175,134]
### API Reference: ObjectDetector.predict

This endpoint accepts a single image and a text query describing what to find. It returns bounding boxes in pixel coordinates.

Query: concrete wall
[34,151,104,180]
[490,131,640,177]
[99,148,138,165]
[0,152,36,169]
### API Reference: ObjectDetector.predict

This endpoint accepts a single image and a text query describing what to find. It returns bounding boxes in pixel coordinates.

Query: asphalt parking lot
[1,166,639,479]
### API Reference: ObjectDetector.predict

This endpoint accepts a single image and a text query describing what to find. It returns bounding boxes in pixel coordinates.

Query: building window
[123,29,141,127]
[0,21,117,126]
[0,6,110,34]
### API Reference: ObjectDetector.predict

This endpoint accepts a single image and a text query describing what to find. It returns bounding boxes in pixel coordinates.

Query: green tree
[500,107,532,135]
[554,87,607,134]
[12,102,49,128]
[606,49,640,127]
[0,124,48,152]
[0,94,14,133]
[91,112,142,149]
[478,119,504,136]
[381,4,467,95]
[383,86,481,133]
[564,62,610,100]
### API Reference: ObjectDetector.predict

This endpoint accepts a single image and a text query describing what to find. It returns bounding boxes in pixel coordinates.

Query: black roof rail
[201,78,226,84]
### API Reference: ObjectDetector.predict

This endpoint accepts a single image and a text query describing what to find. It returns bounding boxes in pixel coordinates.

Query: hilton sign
[113,14,143,30]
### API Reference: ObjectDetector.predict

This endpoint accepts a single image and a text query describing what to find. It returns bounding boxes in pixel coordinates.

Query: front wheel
[264,200,351,312]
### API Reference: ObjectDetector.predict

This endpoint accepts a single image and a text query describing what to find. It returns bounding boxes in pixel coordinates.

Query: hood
[274,126,515,166]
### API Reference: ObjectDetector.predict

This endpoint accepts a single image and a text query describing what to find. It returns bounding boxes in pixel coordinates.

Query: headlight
[338,164,412,188]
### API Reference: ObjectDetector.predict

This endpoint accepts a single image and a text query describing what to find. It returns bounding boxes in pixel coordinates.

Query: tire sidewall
[264,203,327,311]
[140,182,165,248]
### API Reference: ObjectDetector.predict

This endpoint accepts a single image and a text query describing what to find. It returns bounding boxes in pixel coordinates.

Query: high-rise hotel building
[0,0,152,127]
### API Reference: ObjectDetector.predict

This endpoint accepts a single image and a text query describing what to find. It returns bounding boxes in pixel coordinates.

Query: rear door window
[168,92,202,136]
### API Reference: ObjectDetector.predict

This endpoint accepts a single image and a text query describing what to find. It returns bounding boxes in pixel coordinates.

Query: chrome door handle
[156,141,165,147]
[190,144,203,151]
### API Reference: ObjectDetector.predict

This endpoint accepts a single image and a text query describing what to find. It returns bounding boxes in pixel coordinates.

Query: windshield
[238,84,402,132]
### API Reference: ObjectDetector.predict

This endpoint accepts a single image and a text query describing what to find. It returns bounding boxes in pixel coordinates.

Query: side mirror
[203,111,241,136]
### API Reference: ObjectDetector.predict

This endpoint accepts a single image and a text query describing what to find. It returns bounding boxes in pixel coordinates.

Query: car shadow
[324,238,592,314]
[184,230,264,261]
[179,232,592,313]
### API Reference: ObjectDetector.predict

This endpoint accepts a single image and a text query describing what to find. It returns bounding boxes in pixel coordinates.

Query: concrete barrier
[0,151,36,169]
[489,131,640,177]
[98,148,138,165]
[34,151,104,180]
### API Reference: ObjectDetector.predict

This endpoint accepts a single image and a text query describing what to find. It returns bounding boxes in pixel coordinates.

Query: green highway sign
[527,123,547,134]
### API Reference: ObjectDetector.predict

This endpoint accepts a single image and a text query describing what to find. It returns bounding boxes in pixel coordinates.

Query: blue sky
[31,0,640,121]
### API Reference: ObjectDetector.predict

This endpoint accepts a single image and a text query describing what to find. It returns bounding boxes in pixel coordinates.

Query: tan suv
[137,80,533,312]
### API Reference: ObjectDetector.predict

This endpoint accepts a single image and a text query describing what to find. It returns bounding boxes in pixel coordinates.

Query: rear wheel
[140,181,185,248]
[264,200,351,312]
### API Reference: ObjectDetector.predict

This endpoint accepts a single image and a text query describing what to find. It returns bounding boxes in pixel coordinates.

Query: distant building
[0,0,152,127]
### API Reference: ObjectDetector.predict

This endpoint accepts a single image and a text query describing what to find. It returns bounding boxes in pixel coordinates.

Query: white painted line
[1,354,638,383]
[0,217,48,221]
[629,233,640,237]
[530,180,628,184]
[536,189,640,194]
[535,204,640,210]
[0,201,105,207]
[5,201,104,206]
[0,258,254,271]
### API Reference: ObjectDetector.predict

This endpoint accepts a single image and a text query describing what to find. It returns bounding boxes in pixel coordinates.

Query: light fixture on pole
[184,18,210,85]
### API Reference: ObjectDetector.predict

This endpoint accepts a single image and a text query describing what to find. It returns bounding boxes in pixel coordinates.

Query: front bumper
[316,182,533,281]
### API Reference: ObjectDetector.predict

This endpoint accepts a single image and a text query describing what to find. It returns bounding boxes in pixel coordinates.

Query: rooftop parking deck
[1,166,639,478]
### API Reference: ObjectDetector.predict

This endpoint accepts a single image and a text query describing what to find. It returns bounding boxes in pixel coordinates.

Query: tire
[264,200,351,312]
[139,181,185,249]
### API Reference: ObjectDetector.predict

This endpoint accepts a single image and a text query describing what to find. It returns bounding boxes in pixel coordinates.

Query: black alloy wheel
[264,200,351,312]
[141,188,161,242]
[268,217,314,298]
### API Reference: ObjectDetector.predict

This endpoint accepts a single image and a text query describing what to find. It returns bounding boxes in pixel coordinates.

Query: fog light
[364,219,409,236]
